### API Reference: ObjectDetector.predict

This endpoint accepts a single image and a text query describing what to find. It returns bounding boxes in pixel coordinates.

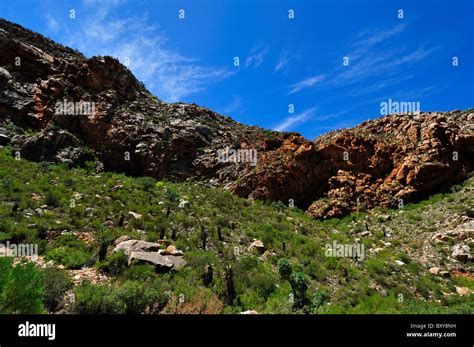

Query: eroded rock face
[1,18,473,219]
[237,113,474,218]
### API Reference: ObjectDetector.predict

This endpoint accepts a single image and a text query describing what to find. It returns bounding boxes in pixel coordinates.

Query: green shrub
[136,177,157,192]
[277,258,292,281]
[310,290,330,312]
[44,190,63,208]
[97,250,128,275]
[164,188,180,202]
[0,257,44,313]
[73,280,169,314]
[291,272,309,308]
[73,282,124,314]
[42,266,73,312]
[45,234,95,269]
[121,264,157,281]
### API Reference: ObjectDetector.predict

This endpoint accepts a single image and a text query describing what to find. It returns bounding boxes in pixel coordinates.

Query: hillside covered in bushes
[0,147,472,314]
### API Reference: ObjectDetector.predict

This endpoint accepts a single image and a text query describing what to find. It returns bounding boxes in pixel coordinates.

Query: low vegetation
[0,147,472,314]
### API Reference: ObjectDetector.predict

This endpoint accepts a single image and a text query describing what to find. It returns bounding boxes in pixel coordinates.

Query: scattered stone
[248,239,266,254]
[73,192,83,200]
[127,211,143,221]
[111,184,124,191]
[451,244,472,262]
[241,310,258,314]
[432,232,449,243]
[103,219,115,227]
[259,250,276,261]
[395,260,406,266]
[0,133,10,146]
[178,200,190,209]
[455,286,472,296]
[68,268,109,285]
[439,271,451,278]
[165,245,184,256]
[429,267,441,275]
[446,230,468,241]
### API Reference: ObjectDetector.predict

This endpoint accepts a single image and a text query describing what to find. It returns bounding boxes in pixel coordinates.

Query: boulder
[114,239,160,255]
[455,286,472,296]
[451,244,471,262]
[0,133,10,146]
[165,245,184,256]
[113,235,132,246]
[127,211,143,220]
[129,251,186,270]
[248,239,266,254]
[178,200,190,209]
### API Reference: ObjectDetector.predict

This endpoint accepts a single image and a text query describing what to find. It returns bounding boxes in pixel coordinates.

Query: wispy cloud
[313,110,347,121]
[353,24,407,54]
[42,0,234,103]
[245,44,268,69]
[331,25,438,88]
[288,75,326,95]
[222,96,244,114]
[274,50,290,72]
[273,107,317,132]
[45,13,59,31]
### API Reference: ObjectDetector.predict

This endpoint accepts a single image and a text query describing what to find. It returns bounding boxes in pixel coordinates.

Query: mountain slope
[1,17,473,220]
[0,147,472,313]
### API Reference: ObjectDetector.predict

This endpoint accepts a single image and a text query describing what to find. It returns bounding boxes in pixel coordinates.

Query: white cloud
[43,0,233,103]
[274,50,289,72]
[245,44,268,69]
[45,14,59,31]
[222,96,244,114]
[288,75,326,95]
[274,107,317,132]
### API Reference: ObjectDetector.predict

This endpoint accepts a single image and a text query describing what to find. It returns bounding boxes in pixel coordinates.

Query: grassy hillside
[0,147,472,314]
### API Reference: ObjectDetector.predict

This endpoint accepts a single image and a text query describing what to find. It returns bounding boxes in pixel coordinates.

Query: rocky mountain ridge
[1,18,473,218]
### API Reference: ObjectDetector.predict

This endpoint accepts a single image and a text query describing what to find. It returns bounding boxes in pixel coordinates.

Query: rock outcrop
[1,18,473,219]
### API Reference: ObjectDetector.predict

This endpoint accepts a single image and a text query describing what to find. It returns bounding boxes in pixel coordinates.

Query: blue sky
[1,0,473,139]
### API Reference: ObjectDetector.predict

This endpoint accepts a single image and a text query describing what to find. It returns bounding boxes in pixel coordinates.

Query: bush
[45,234,94,269]
[46,247,93,269]
[44,190,63,208]
[114,280,169,314]
[0,257,44,313]
[73,280,168,314]
[42,266,73,312]
[136,177,157,192]
[310,290,330,312]
[291,272,309,308]
[163,288,223,314]
[98,251,128,275]
[73,282,124,314]
[164,188,180,202]
[277,258,292,281]
[121,264,157,281]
